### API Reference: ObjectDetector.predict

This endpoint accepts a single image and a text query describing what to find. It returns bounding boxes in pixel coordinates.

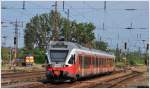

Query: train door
[79,55,84,77]
[84,55,90,76]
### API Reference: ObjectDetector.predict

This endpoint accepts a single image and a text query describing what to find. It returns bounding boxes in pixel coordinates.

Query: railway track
[94,71,141,88]
[2,71,45,79]
[1,71,46,86]
[2,68,144,88]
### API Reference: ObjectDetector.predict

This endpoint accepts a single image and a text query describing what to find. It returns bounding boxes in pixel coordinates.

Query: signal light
[124,42,127,49]
[146,43,149,50]
[14,37,16,44]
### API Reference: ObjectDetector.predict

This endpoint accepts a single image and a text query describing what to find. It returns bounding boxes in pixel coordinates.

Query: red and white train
[45,41,115,82]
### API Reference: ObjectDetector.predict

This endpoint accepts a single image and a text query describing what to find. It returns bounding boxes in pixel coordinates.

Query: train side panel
[76,51,114,78]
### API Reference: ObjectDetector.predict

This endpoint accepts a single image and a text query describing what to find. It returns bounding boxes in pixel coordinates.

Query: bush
[18,48,46,64]
[127,52,145,65]
[128,60,136,65]
[34,54,45,64]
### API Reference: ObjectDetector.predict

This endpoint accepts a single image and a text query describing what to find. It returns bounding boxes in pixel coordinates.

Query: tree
[93,40,108,51]
[24,10,96,50]
[24,10,61,50]
[71,22,95,46]
[1,48,10,65]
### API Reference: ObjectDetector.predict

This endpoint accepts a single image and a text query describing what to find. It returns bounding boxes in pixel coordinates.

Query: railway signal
[14,37,17,44]
[124,42,127,50]
[146,43,149,51]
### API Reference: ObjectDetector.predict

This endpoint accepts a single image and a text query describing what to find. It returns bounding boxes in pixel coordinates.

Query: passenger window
[79,56,82,66]
[101,58,102,65]
[84,56,89,68]
[99,58,101,65]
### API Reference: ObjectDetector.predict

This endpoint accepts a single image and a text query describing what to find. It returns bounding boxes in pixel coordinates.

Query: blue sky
[1,1,149,52]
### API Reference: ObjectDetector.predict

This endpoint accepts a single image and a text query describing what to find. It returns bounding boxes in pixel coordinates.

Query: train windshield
[50,50,68,62]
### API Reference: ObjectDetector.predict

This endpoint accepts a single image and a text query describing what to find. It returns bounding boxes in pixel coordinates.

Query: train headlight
[63,64,69,67]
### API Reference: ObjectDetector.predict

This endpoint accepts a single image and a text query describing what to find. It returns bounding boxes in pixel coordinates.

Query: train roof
[49,41,115,58]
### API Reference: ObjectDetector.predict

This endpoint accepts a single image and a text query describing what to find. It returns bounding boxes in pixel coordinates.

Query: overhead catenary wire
[2,1,148,51]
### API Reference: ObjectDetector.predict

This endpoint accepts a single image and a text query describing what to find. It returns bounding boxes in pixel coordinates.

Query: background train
[45,41,115,82]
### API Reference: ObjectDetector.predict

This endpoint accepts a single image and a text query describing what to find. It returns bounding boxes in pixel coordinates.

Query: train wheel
[70,79,76,83]
[70,77,77,83]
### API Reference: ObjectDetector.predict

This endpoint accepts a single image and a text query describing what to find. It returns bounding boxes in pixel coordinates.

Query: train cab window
[68,55,75,64]
[50,50,68,62]
[45,55,49,63]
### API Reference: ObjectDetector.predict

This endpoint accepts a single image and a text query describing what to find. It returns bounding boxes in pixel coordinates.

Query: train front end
[45,41,77,82]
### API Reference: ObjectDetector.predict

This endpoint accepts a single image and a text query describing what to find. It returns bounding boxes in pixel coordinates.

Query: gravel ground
[113,66,149,88]
[1,64,45,73]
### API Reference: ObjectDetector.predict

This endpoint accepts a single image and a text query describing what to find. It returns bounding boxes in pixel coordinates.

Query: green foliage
[18,48,45,64]
[75,23,95,45]
[115,62,126,68]
[33,48,45,64]
[126,52,145,65]
[24,10,61,49]
[23,10,110,64]
[24,10,95,50]
[1,48,10,64]
[93,41,108,51]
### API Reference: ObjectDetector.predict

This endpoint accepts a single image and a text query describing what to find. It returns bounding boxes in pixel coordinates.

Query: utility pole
[1,20,23,69]
[9,47,12,68]
[102,22,105,31]
[52,1,59,41]
[104,0,106,11]
[66,9,70,41]
[67,9,70,20]
[54,1,58,41]
[115,43,119,62]
[22,1,25,10]
[12,19,19,71]
[63,1,65,11]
